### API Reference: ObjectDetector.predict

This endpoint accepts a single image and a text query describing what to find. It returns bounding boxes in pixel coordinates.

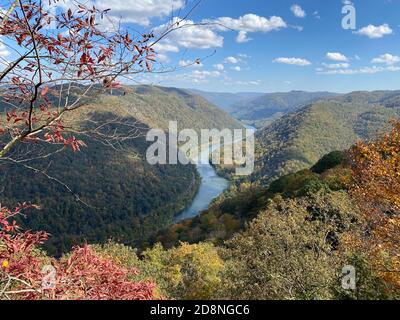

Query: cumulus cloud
[207,14,287,43]
[153,18,223,52]
[224,56,240,64]
[0,40,10,58]
[371,53,400,65]
[157,54,170,63]
[318,65,400,75]
[354,24,393,39]
[326,52,348,62]
[235,80,261,86]
[152,43,179,53]
[212,14,287,33]
[236,31,251,43]
[192,70,222,79]
[273,57,311,66]
[232,66,241,71]
[291,4,306,18]
[58,0,185,26]
[179,59,203,68]
[95,0,185,26]
[214,64,225,70]
[322,63,350,69]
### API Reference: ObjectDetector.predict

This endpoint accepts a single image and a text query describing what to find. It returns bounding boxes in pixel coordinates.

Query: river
[174,126,255,223]
[173,147,229,223]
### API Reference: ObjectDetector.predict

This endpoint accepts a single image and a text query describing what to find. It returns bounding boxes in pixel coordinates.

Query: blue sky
[133,0,400,93]
[2,0,399,93]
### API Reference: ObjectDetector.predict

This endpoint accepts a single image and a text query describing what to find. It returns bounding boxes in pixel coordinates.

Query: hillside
[0,86,242,256]
[112,86,243,131]
[253,91,400,184]
[152,150,353,249]
[231,91,339,128]
[188,89,264,113]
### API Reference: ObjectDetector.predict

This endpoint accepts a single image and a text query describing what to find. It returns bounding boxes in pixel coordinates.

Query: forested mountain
[252,91,400,184]
[189,89,339,128]
[188,89,264,113]
[153,150,352,249]
[113,86,242,130]
[231,91,339,128]
[0,86,242,256]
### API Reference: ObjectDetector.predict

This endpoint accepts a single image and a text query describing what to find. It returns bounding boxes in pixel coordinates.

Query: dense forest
[0,87,242,256]
[252,91,400,184]
[4,121,399,300]
[1,0,399,301]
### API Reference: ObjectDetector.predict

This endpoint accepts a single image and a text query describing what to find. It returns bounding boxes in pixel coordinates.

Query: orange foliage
[350,120,400,290]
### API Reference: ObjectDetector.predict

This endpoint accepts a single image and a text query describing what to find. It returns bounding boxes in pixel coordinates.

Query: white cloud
[224,56,240,64]
[153,18,223,51]
[236,31,251,43]
[354,24,393,39]
[238,53,250,59]
[212,14,287,33]
[371,53,400,65]
[292,25,304,32]
[291,4,306,18]
[273,57,311,66]
[214,64,224,70]
[95,0,185,26]
[152,43,179,53]
[192,70,222,80]
[232,66,241,71]
[236,80,261,86]
[313,11,321,20]
[326,52,348,62]
[157,54,170,63]
[322,63,350,69]
[0,37,10,58]
[209,14,287,43]
[318,65,400,75]
[179,59,203,68]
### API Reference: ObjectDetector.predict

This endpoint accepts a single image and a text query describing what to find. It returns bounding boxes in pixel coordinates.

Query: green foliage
[0,86,243,256]
[333,253,397,300]
[220,192,358,300]
[93,242,224,300]
[96,86,242,132]
[311,151,348,174]
[154,152,350,249]
[253,92,400,184]
[231,91,337,126]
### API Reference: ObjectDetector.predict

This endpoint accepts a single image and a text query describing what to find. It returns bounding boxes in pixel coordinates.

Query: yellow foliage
[350,120,400,291]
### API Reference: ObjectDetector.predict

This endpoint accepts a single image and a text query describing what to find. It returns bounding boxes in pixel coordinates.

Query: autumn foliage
[0,0,158,159]
[350,120,400,291]
[0,204,156,300]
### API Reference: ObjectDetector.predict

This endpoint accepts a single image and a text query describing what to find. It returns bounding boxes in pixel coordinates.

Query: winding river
[174,146,229,223]
[174,126,255,223]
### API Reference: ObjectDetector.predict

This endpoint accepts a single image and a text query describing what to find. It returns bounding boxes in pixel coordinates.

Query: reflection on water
[174,125,256,224]
[173,149,229,223]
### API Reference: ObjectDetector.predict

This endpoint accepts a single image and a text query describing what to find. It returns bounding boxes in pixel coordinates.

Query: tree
[0,0,204,299]
[349,120,400,292]
[0,204,156,300]
[94,242,225,300]
[0,0,202,196]
[221,192,358,300]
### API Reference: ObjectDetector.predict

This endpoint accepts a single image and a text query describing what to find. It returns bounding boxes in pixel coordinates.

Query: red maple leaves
[0,204,156,300]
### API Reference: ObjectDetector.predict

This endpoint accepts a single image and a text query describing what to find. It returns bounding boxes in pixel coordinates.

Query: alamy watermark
[145,121,255,176]
[341,265,356,291]
[342,1,356,30]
